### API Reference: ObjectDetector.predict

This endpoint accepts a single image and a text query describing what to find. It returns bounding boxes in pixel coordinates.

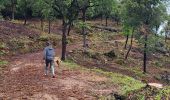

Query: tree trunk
[40,18,44,31]
[82,9,87,51]
[124,34,129,49]
[67,23,72,36]
[61,22,68,61]
[11,4,15,20]
[101,14,103,25]
[106,17,108,27]
[165,32,167,43]
[143,35,148,73]
[48,20,51,34]
[24,14,27,25]
[125,30,134,60]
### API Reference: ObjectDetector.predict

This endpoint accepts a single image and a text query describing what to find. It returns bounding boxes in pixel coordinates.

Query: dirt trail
[0,44,118,100]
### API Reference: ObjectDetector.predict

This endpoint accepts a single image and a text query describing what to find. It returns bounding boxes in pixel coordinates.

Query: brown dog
[54,57,61,67]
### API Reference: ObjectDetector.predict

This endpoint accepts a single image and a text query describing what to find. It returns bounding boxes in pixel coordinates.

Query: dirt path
[0,44,118,100]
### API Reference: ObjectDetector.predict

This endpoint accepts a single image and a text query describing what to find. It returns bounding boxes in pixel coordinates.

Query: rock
[164,53,170,57]
[67,97,78,100]
[148,83,163,89]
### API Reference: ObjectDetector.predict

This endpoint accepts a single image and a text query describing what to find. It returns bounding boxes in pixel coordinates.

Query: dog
[54,57,61,67]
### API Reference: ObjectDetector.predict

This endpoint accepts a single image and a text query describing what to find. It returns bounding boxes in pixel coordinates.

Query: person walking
[43,41,55,78]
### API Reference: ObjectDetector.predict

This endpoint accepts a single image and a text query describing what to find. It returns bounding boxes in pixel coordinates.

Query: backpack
[46,48,55,60]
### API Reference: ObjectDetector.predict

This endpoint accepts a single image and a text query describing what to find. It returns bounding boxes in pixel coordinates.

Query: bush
[7,36,33,53]
[38,33,61,46]
[104,50,116,59]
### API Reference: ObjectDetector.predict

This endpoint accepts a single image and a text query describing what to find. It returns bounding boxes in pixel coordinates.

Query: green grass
[91,68,146,95]
[63,60,146,95]
[62,60,81,70]
[155,86,170,100]
[0,60,8,67]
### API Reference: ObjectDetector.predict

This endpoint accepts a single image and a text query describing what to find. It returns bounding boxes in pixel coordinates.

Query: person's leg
[50,60,55,77]
[45,60,49,75]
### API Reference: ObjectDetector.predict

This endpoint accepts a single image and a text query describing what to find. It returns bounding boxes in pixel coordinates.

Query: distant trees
[0,0,168,64]
[1,0,17,20]
[121,0,168,73]
[33,0,55,33]
[17,0,33,25]
[94,0,117,26]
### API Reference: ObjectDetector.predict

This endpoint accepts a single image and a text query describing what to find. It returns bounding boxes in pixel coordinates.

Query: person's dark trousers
[45,59,55,76]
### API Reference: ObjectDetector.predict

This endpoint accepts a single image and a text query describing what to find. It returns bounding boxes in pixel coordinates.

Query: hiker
[43,41,55,78]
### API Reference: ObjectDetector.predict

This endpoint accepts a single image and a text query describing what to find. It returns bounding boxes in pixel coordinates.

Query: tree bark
[82,9,87,51]
[101,14,103,25]
[67,23,72,36]
[61,22,68,61]
[106,17,108,27]
[124,34,129,49]
[143,35,148,73]
[40,18,44,31]
[125,30,134,60]
[48,20,51,34]
[165,32,167,43]
[24,14,27,25]
[11,4,15,20]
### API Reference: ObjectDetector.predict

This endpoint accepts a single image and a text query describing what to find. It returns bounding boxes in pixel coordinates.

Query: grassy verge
[62,60,146,96]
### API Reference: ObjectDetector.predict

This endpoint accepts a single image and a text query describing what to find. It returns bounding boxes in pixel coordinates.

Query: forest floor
[0,19,169,99]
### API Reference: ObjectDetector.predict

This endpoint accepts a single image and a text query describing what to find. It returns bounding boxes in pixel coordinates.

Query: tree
[94,0,117,26]
[121,0,167,73]
[17,0,33,25]
[0,0,5,16]
[53,0,79,60]
[1,0,17,20]
[77,0,100,51]
[32,0,53,31]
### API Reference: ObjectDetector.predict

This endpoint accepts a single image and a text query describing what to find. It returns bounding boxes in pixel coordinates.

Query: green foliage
[122,24,133,36]
[137,34,164,53]
[38,33,61,45]
[53,0,79,24]
[0,60,8,66]
[32,0,56,20]
[17,0,33,18]
[121,0,168,30]
[129,86,170,100]
[75,20,91,32]
[93,0,117,18]
[155,86,170,100]
[7,36,33,53]
[0,42,8,56]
